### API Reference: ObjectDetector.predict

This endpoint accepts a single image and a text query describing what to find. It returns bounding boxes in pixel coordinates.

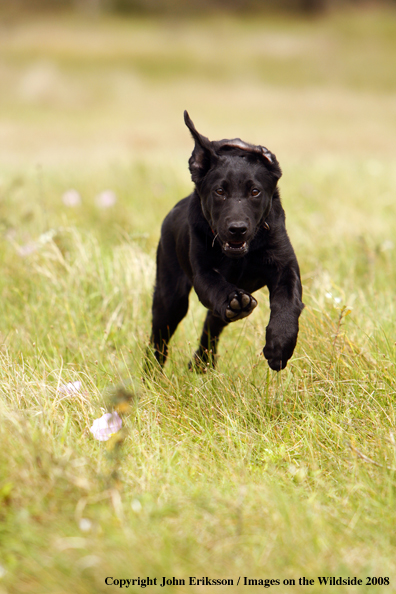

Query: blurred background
[0,0,395,170]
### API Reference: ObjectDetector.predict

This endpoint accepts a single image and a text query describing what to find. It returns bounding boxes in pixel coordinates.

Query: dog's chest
[218,256,267,292]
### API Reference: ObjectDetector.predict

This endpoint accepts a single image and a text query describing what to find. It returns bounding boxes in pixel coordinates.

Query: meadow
[0,6,396,593]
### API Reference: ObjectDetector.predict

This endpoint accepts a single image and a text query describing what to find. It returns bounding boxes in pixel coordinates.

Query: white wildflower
[381,240,394,252]
[58,381,82,395]
[131,499,142,513]
[39,229,57,244]
[90,412,122,441]
[79,518,92,532]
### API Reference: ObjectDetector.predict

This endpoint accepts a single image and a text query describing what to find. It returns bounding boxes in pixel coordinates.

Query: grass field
[1,6,396,593]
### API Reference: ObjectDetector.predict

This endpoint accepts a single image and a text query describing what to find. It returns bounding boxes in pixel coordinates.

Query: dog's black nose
[229,223,248,236]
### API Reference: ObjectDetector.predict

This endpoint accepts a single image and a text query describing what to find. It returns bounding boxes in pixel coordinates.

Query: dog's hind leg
[150,271,192,367]
[189,311,227,372]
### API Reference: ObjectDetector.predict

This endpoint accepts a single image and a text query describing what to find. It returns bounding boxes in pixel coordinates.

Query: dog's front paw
[263,324,298,371]
[225,290,257,322]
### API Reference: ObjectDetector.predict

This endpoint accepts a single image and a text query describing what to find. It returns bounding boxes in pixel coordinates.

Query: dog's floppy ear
[217,138,282,180]
[184,111,215,184]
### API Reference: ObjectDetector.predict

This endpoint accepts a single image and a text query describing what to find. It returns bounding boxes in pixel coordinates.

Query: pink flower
[95,190,117,209]
[62,189,82,207]
[89,412,122,441]
[17,242,38,256]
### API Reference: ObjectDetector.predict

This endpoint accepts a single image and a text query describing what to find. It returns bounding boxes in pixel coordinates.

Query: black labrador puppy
[149,111,303,371]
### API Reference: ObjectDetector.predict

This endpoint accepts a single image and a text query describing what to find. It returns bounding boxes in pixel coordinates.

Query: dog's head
[185,110,282,258]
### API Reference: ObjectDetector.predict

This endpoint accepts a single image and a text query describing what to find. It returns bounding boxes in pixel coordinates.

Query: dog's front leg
[192,265,258,323]
[264,264,304,371]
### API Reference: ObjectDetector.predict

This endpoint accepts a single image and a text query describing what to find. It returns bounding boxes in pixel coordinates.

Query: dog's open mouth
[223,240,248,256]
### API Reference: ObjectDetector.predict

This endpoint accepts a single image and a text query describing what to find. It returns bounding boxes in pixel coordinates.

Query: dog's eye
[215,188,225,196]
[251,188,261,197]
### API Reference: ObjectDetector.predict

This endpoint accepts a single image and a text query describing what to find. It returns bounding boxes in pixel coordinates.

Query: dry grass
[0,7,396,166]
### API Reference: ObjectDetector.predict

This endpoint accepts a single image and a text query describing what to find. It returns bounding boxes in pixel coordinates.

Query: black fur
[149,111,304,372]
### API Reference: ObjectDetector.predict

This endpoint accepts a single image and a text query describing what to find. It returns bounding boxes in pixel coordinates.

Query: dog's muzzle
[221,221,250,257]
[222,240,249,257]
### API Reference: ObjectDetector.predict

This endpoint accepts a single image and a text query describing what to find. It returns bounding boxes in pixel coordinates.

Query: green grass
[1,7,396,593]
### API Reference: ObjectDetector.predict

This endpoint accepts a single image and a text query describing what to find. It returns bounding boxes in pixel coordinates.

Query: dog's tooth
[241,294,250,308]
